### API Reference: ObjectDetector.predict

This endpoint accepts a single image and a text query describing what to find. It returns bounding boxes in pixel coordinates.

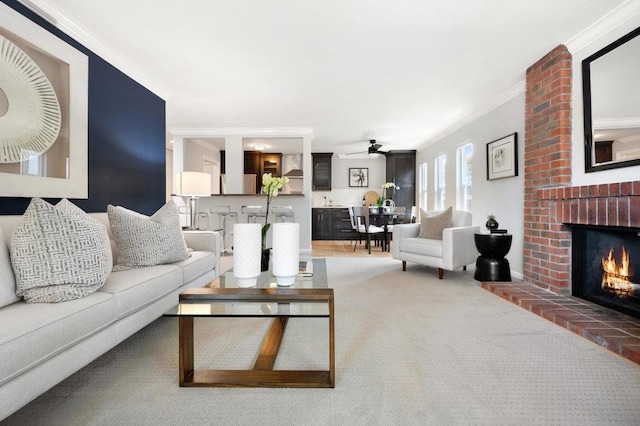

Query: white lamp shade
[175,172,211,196]
[272,223,300,286]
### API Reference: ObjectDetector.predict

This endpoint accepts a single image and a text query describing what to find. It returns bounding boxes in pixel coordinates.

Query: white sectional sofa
[0,212,220,420]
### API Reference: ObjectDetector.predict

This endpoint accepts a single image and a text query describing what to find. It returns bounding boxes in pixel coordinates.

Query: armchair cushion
[418,206,452,240]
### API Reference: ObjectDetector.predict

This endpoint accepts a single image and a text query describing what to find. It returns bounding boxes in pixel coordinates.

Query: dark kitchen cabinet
[312,153,333,191]
[312,208,333,240]
[386,151,416,214]
[312,208,353,240]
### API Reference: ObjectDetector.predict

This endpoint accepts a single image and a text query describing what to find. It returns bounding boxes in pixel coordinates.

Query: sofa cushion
[399,237,443,258]
[11,198,112,303]
[418,206,452,240]
[172,250,217,284]
[0,291,117,385]
[0,227,19,308]
[99,265,183,318]
[107,201,190,271]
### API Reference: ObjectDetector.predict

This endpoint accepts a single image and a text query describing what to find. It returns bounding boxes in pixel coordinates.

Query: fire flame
[601,246,637,297]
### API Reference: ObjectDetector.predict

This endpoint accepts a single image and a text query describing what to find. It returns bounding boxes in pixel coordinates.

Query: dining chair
[351,206,385,254]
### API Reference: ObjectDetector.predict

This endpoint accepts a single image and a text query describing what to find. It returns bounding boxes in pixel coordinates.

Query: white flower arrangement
[260,173,289,250]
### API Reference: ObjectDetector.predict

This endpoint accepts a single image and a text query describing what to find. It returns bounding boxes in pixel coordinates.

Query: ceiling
[24,0,628,154]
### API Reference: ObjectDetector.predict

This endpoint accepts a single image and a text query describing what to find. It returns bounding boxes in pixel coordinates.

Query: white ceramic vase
[272,223,300,286]
[232,223,262,287]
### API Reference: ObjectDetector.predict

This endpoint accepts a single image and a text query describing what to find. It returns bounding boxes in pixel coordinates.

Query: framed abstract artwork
[486,133,518,181]
[349,168,369,187]
[0,3,89,198]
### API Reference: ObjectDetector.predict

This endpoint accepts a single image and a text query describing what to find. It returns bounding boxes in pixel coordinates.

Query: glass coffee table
[164,258,334,388]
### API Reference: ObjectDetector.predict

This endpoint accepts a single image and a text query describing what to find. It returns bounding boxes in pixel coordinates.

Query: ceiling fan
[345,139,387,156]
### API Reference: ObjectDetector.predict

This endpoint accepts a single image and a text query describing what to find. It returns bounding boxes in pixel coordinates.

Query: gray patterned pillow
[0,226,20,308]
[11,198,112,303]
[418,206,453,240]
[107,200,190,271]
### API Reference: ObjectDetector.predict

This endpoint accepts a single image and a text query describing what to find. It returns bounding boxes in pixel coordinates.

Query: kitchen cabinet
[244,151,282,193]
[312,153,332,191]
[312,208,353,240]
[386,151,416,213]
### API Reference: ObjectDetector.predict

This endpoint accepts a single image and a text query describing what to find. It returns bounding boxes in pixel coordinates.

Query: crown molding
[18,0,173,100]
[594,117,640,129]
[168,127,315,138]
[417,79,526,151]
[564,0,640,54]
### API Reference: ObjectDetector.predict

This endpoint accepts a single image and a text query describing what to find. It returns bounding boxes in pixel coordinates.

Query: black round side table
[474,233,512,281]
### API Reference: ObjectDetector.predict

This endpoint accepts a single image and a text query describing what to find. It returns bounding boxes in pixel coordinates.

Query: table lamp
[175,171,212,230]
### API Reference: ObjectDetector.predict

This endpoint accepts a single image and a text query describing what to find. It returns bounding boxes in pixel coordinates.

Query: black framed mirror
[583,25,640,173]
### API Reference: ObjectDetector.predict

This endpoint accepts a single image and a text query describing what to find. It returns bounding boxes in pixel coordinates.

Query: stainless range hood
[283,168,303,178]
[282,154,303,178]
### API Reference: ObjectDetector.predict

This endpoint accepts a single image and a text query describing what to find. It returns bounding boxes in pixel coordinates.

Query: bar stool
[210,206,238,254]
[271,206,294,222]
[241,205,266,223]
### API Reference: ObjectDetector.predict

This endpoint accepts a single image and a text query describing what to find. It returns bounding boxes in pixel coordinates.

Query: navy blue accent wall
[0,0,166,216]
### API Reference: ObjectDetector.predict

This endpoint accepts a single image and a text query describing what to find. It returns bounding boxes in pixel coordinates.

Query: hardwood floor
[311,240,392,258]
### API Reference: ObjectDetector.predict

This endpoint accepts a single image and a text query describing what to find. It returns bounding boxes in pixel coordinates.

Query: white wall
[417,94,525,278]
[570,11,640,186]
[331,155,387,189]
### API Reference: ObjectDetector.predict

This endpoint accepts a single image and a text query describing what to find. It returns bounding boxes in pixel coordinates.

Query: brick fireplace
[523,44,640,296]
[486,44,640,364]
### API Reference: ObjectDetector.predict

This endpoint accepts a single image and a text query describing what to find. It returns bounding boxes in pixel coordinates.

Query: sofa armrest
[391,223,420,258]
[441,226,481,270]
[183,230,221,275]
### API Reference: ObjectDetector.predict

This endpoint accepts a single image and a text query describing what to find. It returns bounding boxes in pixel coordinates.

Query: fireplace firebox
[572,225,640,319]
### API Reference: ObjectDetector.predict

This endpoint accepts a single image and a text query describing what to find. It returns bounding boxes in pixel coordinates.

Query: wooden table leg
[179,317,194,386]
[329,293,335,387]
[254,317,288,370]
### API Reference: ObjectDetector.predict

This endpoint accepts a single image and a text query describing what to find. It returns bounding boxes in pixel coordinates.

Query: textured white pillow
[107,200,190,271]
[0,226,20,308]
[11,198,112,303]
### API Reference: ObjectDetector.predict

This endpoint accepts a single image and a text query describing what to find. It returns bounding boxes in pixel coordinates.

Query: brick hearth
[483,282,640,366]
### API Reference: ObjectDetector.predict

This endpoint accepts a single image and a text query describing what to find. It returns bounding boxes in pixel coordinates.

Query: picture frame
[349,168,369,187]
[0,3,89,198]
[486,133,518,180]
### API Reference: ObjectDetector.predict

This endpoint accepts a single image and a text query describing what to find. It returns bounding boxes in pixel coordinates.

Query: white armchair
[391,210,480,279]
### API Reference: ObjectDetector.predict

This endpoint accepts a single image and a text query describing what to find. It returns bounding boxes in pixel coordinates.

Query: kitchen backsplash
[311,189,382,207]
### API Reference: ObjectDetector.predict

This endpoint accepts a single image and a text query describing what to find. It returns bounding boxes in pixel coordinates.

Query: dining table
[367,211,397,252]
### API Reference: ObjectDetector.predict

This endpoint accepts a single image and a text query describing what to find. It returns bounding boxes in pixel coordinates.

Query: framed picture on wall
[0,3,89,198]
[349,168,369,187]
[486,133,518,180]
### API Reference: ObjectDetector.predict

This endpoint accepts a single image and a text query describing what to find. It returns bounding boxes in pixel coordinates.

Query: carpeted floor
[4,257,640,425]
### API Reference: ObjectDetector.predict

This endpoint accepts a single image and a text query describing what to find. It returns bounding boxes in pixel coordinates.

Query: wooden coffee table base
[178,291,335,388]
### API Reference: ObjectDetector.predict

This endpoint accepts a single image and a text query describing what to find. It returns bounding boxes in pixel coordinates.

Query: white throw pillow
[0,226,20,308]
[107,200,190,271]
[11,198,112,303]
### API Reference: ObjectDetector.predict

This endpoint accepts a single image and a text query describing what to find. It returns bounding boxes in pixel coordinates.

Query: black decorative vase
[486,218,499,230]
[261,249,270,272]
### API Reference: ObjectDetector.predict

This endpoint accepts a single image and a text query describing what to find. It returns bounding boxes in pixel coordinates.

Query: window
[434,154,446,210]
[418,162,428,211]
[456,143,473,211]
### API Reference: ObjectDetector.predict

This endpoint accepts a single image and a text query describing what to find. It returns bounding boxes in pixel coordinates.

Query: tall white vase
[272,223,300,286]
[233,223,262,287]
